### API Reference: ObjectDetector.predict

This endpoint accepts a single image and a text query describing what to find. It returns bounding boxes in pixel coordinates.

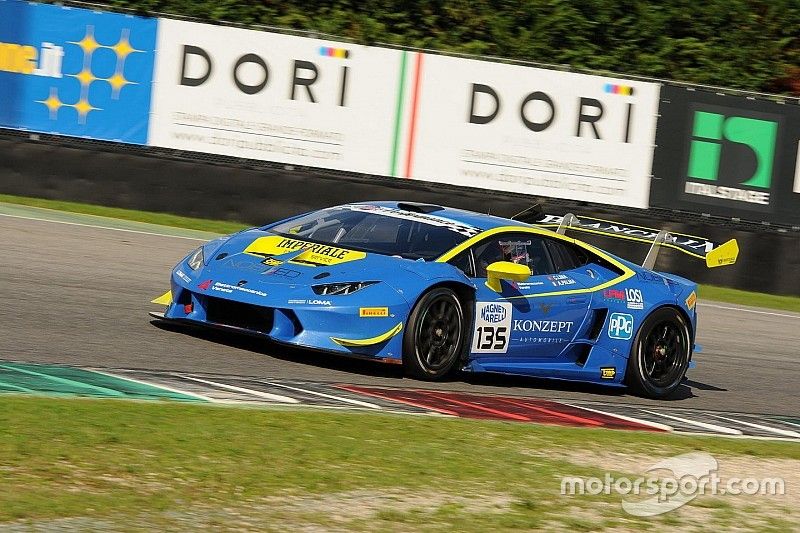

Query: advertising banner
[390,53,661,208]
[148,18,403,174]
[0,0,157,144]
[650,86,800,225]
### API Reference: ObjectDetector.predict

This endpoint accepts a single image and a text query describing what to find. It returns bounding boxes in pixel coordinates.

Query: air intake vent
[587,309,609,340]
[397,202,444,213]
[574,344,591,367]
[205,297,273,333]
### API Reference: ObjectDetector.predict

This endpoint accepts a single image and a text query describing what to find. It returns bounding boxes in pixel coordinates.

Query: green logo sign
[684,111,778,205]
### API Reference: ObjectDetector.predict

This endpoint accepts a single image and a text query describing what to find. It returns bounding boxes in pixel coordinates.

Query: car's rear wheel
[626,307,691,399]
[403,287,466,380]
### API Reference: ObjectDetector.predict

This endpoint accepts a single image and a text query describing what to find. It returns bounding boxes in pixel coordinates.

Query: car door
[448,231,592,363]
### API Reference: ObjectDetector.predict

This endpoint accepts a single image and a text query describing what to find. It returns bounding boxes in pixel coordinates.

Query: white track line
[709,414,800,438]
[263,381,382,409]
[91,369,218,403]
[559,402,673,431]
[181,376,300,404]
[774,418,800,430]
[697,302,800,319]
[0,212,208,241]
[639,409,742,435]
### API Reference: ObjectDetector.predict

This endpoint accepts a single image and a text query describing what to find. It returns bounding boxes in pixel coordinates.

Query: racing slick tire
[403,287,466,380]
[625,307,691,399]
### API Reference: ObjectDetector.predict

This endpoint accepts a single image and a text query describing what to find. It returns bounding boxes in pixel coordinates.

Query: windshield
[268,205,479,260]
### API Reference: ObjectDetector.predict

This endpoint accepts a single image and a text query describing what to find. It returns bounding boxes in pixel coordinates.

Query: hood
[199,229,438,293]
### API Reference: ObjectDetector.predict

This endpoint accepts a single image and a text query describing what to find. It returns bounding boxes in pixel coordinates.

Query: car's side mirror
[485,261,531,292]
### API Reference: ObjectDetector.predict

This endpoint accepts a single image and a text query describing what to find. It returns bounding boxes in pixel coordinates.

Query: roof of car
[349,201,536,232]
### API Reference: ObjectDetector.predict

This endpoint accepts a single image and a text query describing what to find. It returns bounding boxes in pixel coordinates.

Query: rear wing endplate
[540,213,739,269]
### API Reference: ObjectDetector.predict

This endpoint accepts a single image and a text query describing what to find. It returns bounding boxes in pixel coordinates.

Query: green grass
[698,285,800,313]
[1,193,798,312]
[0,193,250,234]
[0,397,797,530]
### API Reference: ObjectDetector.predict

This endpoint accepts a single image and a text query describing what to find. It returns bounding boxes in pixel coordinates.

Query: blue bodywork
[158,201,698,388]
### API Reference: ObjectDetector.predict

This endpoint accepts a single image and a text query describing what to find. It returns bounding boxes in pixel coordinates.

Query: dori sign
[148,18,402,173]
[401,54,661,208]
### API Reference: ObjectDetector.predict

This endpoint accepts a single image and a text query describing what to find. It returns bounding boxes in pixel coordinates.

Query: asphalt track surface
[2,209,798,417]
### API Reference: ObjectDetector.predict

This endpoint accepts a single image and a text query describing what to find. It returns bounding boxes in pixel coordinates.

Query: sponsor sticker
[685,291,697,310]
[513,320,574,333]
[472,302,512,353]
[516,281,545,288]
[211,281,267,298]
[625,288,644,310]
[244,236,366,266]
[224,258,266,272]
[517,337,565,344]
[287,299,331,306]
[360,307,389,317]
[608,312,634,340]
[264,267,302,278]
[342,204,482,237]
[176,269,192,283]
[601,367,616,379]
[603,288,625,300]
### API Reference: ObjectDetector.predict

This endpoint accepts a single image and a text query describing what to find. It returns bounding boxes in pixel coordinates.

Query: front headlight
[312,281,378,295]
[187,247,204,270]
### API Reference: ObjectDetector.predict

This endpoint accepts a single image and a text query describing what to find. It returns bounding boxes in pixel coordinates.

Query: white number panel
[472,302,513,354]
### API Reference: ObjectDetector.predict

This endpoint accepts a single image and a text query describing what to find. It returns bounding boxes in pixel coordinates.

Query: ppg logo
[608,312,634,340]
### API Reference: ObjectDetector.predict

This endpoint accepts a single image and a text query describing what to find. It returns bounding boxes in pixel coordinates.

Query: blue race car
[151,201,739,399]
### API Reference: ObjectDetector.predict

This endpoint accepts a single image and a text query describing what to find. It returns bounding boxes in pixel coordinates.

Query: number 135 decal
[472,302,512,354]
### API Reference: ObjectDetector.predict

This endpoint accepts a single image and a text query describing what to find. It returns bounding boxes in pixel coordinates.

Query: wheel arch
[645,303,695,343]
[405,280,477,368]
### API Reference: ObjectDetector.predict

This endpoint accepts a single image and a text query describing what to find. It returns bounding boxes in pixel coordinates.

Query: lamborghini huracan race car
[151,202,739,399]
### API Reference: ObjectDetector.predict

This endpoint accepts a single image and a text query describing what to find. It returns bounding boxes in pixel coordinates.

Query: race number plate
[472,302,512,354]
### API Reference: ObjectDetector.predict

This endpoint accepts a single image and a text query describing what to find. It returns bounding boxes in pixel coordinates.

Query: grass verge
[0,397,797,530]
[0,193,249,234]
[1,193,798,313]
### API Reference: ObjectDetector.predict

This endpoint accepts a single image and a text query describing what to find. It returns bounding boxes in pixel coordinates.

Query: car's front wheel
[403,287,466,380]
[625,307,691,399]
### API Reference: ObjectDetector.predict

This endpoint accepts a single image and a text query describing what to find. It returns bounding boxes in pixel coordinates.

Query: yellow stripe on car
[436,225,636,299]
[331,323,403,347]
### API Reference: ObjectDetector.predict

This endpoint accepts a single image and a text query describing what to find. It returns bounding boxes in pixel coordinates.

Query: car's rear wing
[533,213,739,269]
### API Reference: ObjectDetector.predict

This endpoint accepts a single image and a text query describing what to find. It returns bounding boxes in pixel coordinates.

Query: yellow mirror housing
[485,261,531,292]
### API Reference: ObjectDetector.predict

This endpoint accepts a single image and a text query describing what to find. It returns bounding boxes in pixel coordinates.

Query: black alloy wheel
[626,307,691,399]
[403,287,466,380]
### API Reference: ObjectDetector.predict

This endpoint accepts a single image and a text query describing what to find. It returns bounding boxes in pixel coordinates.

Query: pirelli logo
[360,307,389,317]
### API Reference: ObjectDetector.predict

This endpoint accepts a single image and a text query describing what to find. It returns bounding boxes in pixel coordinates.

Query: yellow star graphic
[111,36,137,59]
[107,72,130,93]
[71,28,100,55]
[36,88,63,119]
[72,98,100,121]
[73,69,97,87]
